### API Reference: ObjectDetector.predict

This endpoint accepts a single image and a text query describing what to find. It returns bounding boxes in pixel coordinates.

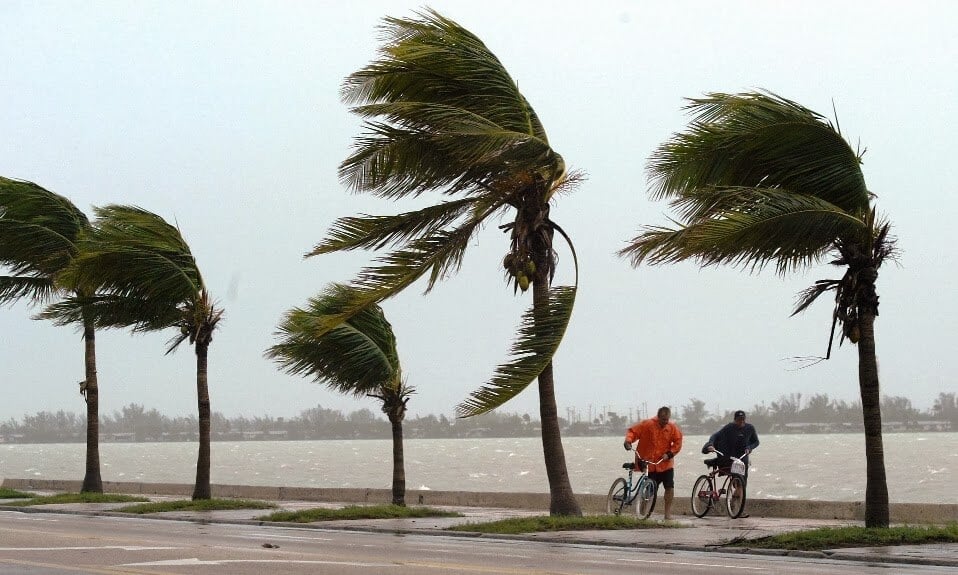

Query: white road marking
[417,548,531,559]
[0,546,181,551]
[224,533,334,542]
[0,513,58,521]
[403,539,531,559]
[122,558,396,567]
[615,557,769,570]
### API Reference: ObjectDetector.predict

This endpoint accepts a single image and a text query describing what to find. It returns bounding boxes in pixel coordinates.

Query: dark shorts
[648,468,675,490]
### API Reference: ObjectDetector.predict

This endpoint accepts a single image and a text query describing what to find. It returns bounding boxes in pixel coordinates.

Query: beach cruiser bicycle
[606,456,664,518]
[690,449,748,518]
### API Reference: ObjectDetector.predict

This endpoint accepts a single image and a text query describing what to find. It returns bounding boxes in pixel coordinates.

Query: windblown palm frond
[341,111,559,199]
[308,195,506,341]
[792,279,842,316]
[623,92,878,274]
[0,219,79,279]
[39,293,181,331]
[621,189,869,275]
[0,276,58,304]
[42,204,220,353]
[0,178,90,303]
[308,197,483,255]
[344,10,548,138]
[459,224,580,416]
[648,92,870,215]
[267,284,400,396]
[339,8,563,200]
[457,285,576,417]
[65,205,202,302]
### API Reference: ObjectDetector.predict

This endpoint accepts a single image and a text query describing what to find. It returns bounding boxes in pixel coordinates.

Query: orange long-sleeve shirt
[624,418,683,473]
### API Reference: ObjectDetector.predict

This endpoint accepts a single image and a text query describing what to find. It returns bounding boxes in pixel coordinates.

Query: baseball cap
[734,410,746,419]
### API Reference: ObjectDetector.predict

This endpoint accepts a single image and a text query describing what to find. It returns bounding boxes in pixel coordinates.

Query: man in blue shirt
[701,410,760,481]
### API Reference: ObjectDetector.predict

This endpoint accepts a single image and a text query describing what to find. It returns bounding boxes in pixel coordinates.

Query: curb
[5,478,957,524]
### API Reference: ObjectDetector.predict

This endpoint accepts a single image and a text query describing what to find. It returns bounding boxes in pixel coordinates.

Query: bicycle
[690,449,747,518]
[606,457,663,519]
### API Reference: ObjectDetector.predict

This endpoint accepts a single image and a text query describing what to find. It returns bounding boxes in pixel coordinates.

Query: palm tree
[619,91,896,527]
[307,9,582,515]
[0,177,104,493]
[42,205,223,500]
[267,283,414,505]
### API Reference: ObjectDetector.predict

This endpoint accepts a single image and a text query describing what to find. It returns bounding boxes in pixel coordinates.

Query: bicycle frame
[624,463,653,506]
[690,450,748,519]
[607,456,663,518]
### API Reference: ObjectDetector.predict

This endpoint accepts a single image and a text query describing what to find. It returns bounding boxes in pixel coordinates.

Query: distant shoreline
[2,427,954,445]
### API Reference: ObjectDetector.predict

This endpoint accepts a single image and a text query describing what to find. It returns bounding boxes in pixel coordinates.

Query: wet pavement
[2,495,957,568]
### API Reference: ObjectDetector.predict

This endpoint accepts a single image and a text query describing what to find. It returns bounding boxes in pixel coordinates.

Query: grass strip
[259,504,461,523]
[0,488,35,499]
[8,493,148,506]
[730,524,958,551]
[116,498,275,514]
[448,515,684,534]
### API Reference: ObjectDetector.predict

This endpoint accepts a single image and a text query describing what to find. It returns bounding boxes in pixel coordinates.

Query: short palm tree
[0,177,104,493]
[42,205,223,500]
[267,283,413,505]
[308,9,582,515]
[620,91,896,527]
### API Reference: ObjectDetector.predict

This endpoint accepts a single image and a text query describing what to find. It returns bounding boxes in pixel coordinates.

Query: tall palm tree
[0,177,104,493]
[619,91,896,527]
[42,205,223,500]
[307,9,582,515]
[267,283,414,505]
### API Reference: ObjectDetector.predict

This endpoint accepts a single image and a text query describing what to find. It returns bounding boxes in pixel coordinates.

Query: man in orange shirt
[623,406,684,520]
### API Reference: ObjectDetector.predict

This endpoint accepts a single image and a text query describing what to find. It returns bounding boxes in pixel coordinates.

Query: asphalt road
[1,510,952,575]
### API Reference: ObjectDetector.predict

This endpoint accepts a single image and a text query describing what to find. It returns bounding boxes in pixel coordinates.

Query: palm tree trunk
[80,320,102,493]
[532,276,581,516]
[857,310,889,527]
[389,414,406,506]
[192,341,212,500]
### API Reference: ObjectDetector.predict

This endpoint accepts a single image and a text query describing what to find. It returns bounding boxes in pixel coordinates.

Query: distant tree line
[675,391,957,435]
[1,391,954,444]
[0,403,539,443]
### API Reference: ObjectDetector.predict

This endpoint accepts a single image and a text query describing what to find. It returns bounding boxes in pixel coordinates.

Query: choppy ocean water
[2,433,954,503]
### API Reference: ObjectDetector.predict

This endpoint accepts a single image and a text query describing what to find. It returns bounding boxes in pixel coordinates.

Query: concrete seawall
[4,478,955,524]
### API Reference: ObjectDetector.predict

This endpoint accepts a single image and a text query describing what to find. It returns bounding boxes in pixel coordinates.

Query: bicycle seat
[622,462,636,470]
[703,457,719,467]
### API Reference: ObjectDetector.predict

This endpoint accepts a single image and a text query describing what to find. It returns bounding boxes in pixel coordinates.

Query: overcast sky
[1,1,955,425]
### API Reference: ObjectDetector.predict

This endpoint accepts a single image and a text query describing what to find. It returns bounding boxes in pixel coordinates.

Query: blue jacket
[701,422,759,460]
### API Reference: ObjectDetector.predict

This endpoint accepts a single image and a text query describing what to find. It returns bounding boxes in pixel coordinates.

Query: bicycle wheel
[690,475,713,518]
[636,477,657,519]
[725,474,747,518]
[606,477,629,515]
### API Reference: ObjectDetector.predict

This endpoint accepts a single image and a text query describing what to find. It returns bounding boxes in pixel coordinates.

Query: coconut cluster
[503,252,535,292]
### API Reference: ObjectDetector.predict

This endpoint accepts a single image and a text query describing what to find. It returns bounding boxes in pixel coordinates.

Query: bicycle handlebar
[623,445,668,465]
[707,449,747,461]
